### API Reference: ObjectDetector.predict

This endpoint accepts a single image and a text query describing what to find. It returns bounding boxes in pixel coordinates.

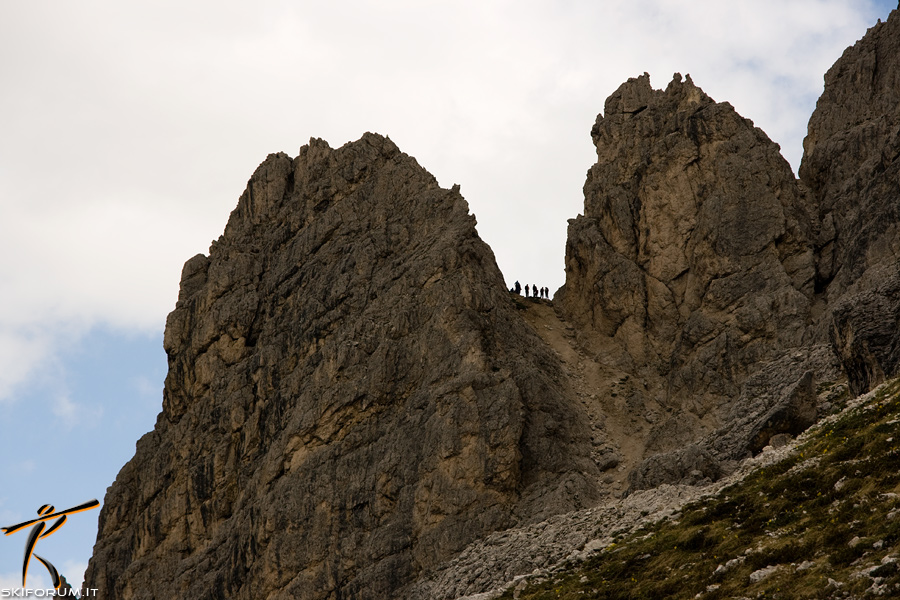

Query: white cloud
[0,572,22,593]
[0,570,53,594]
[0,498,22,525]
[0,557,85,593]
[51,394,78,423]
[48,391,104,431]
[0,0,893,404]
[61,560,88,592]
[132,375,160,398]
[0,329,54,403]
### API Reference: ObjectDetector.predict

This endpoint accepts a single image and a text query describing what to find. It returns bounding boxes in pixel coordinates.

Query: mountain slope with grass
[501,378,900,599]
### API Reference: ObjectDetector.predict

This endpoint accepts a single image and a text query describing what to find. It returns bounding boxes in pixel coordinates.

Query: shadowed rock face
[800,10,900,395]
[556,73,817,456]
[83,134,600,600]
[801,13,900,301]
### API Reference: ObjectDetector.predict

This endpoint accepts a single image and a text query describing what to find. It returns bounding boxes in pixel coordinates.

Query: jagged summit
[557,67,821,489]
[598,72,711,126]
[84,8,900,600]
[85,133,601,600]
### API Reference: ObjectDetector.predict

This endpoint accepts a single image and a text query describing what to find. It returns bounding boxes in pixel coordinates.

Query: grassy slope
[501,378,900,600]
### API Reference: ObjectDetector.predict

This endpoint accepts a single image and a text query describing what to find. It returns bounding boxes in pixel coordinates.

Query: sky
[1,0,897,593]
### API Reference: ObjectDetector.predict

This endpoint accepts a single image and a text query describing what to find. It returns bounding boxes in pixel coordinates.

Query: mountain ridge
[83,7,900,599]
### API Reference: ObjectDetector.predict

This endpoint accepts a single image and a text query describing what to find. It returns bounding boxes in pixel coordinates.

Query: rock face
[558,7,900,490]
[83,134,600,600]
[830,275,900,395]
[85,8,900,600]
[800,12,900,395]
[556,72,817,464]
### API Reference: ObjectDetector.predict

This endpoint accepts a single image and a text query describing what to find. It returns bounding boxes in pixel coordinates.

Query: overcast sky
[1,0,897,592]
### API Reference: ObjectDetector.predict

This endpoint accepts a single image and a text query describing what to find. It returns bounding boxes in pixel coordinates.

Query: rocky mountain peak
[84,9,900,599]
[558,71,818,473]
[87,133,601,600]
[599,72,709,129]
[223,134,404,234]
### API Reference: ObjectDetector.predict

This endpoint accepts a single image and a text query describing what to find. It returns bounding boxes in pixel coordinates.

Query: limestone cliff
[553,8,900,490]
[83,134,600,600]
[800,13,900,395]
[84,8,900,599]
[555,72,821,475]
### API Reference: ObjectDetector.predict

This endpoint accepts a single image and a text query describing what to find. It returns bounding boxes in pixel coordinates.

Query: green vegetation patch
[500,378,900,599]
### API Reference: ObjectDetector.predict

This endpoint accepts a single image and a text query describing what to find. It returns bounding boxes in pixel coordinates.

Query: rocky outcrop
[83,134,601,600]
[627,349,831,492]
[561,6,900,487]
[801,12,900,300]
[556,73,817,464]
[800,9,900,394]
[830,269,900,395]
[84,8,900,599]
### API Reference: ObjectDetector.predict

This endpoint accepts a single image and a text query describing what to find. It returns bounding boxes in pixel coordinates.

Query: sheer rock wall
[800,12,900,395]
[556,73,817,461]
[83,8,900,598]
[83,134,601,600]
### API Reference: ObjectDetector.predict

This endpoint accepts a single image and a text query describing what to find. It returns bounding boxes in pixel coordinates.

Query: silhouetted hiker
[532,284,537,298]
[514,281,521,294]
[525,284,530,297]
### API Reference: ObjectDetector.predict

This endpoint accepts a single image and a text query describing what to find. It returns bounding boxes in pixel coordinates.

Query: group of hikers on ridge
[512,280,549,299]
